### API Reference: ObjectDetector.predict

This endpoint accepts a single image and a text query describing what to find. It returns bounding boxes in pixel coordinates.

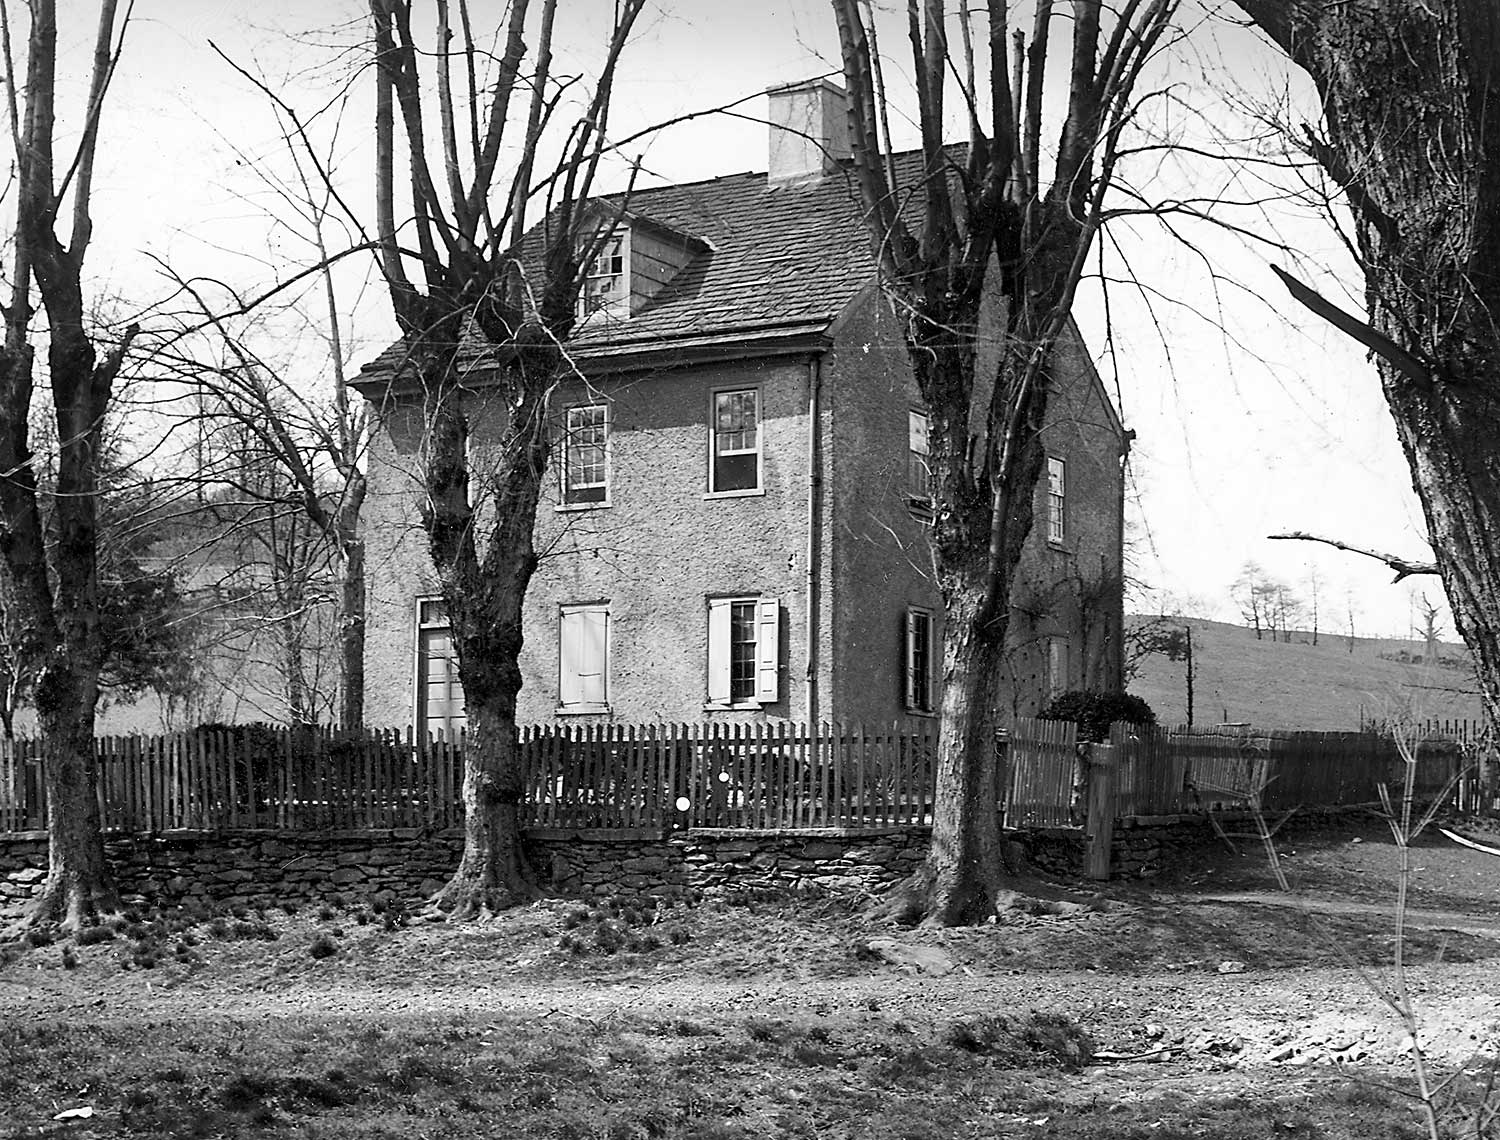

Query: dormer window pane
[581,233,626,314]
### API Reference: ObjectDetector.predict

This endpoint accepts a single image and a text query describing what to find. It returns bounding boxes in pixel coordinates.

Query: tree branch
[1268,531,1440,583]
[1268,263,1432,385]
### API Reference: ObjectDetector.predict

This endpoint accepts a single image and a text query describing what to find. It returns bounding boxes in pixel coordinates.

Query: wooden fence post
[1085,742,1117,882]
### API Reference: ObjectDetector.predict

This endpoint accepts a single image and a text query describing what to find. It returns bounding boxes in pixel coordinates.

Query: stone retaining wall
[0,808,1374,915]
[0,826,929,916]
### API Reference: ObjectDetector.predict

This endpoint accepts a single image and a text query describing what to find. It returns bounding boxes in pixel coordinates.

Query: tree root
[424,873,540,921]
[4,874,119,940]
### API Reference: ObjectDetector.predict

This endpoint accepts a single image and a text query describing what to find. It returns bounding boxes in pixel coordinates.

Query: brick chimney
[766,78,850,186]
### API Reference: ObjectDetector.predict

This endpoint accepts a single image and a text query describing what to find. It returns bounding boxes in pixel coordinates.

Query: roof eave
[350,320,835,400]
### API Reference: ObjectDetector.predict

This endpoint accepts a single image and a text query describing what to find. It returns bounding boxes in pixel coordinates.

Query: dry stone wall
[0,826,929,916]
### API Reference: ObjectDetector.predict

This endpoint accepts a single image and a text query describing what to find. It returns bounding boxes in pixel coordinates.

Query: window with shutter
[559,604,610,712]
[706,595,779,707]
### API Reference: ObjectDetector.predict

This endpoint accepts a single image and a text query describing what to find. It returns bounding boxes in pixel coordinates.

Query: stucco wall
[823,288,943,725]
[362,356,822,726]
[360,295,1124,731]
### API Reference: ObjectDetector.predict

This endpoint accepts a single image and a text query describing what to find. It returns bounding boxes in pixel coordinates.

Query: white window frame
[414,596,467,738]
[560,403,610,509]
[579,229,629,318]
[1046,456,1066,545]
[706,595,779,708]
[706,387,763,497]
[557,603,610,714]
[908,409,932,511]
[903,606,937,715]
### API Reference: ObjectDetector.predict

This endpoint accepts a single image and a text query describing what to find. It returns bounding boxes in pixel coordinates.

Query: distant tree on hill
[1231,561,1269,640]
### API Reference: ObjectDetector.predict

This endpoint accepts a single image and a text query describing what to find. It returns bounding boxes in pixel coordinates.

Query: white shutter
[706,599,731,704]
[578,608,607,705]
[755,597,780,703]
[559,609,583,706]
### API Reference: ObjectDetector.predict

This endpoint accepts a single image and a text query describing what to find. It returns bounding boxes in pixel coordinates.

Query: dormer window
[580,231,628,317]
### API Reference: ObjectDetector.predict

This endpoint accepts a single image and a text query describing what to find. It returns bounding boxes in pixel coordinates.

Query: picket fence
[0,721,941,835]
[0,718,1488,837]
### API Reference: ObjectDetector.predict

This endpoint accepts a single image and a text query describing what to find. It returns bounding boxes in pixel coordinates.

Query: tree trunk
[26,659,116,928]
[431,700,534,915]
[428,511,541,915]
[1237,1,1500,730]
[910,573,1007,923]
[337,537,365,731]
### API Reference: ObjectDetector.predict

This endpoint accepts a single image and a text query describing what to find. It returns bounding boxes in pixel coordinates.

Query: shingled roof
[352,148,956,389]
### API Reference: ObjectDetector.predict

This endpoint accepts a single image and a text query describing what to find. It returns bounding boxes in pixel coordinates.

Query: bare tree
[831,0,1178,922]
[1231,560,1270,640]
[362,0,645,915]
[1237,3,1500,736]
[1305,561,1320,646]
[0,0,136,929]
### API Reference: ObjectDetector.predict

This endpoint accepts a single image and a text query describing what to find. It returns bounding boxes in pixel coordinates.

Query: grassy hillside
[1125,615,1485,731]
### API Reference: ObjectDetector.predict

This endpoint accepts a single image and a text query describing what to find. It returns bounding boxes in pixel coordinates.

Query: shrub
[309,933,338,960]
[1039,689,1156,743]
[75,924,114,946]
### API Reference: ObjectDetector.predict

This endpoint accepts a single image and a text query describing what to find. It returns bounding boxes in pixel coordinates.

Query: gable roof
[354,152,930,389]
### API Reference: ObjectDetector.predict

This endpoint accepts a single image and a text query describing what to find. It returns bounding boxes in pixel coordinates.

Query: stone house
[354,79,1129,734]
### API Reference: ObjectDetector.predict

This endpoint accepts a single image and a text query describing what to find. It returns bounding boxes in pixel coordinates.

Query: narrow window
[416,598,466,737]
[563,405,609,505]
[707,596,780,706]
[908,410,931,507]
[580,232,626,315]
[710,389,761,493]
[1048,638,1071,701]
[559,604,610,711]
[904,607,935,714]
[1047,456,1066,544]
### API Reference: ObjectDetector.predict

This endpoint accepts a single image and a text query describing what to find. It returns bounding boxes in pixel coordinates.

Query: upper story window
[1046,456,1066,544]
[580,232,627,317]
[709,388,761,494]
[562,404,609,506]
[908,410,931,509]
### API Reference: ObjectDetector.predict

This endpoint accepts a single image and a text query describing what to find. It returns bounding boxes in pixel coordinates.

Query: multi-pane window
[580,233,626,315]
[1046,456,1066,544]
[558,604,610,712]
[903,607,935,714]
[706,596,780,706]
[728,601,757,704]
[908,410,931,507]
[563,405,609,505]
[710,388,761,492]
[416,598,466,737]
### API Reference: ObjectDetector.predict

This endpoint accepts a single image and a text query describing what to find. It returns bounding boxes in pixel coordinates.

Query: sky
[44,0,1451,641]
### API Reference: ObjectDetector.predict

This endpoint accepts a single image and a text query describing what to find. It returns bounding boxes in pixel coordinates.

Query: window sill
[1046,540,1071,553]
[704,488,765,500]
[903,707,938,719]
[555,501,611,513]
[554,704,611,716]
[703,701,766,712]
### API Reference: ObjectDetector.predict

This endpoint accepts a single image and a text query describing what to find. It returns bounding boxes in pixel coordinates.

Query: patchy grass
[0,1010,1448,1139]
